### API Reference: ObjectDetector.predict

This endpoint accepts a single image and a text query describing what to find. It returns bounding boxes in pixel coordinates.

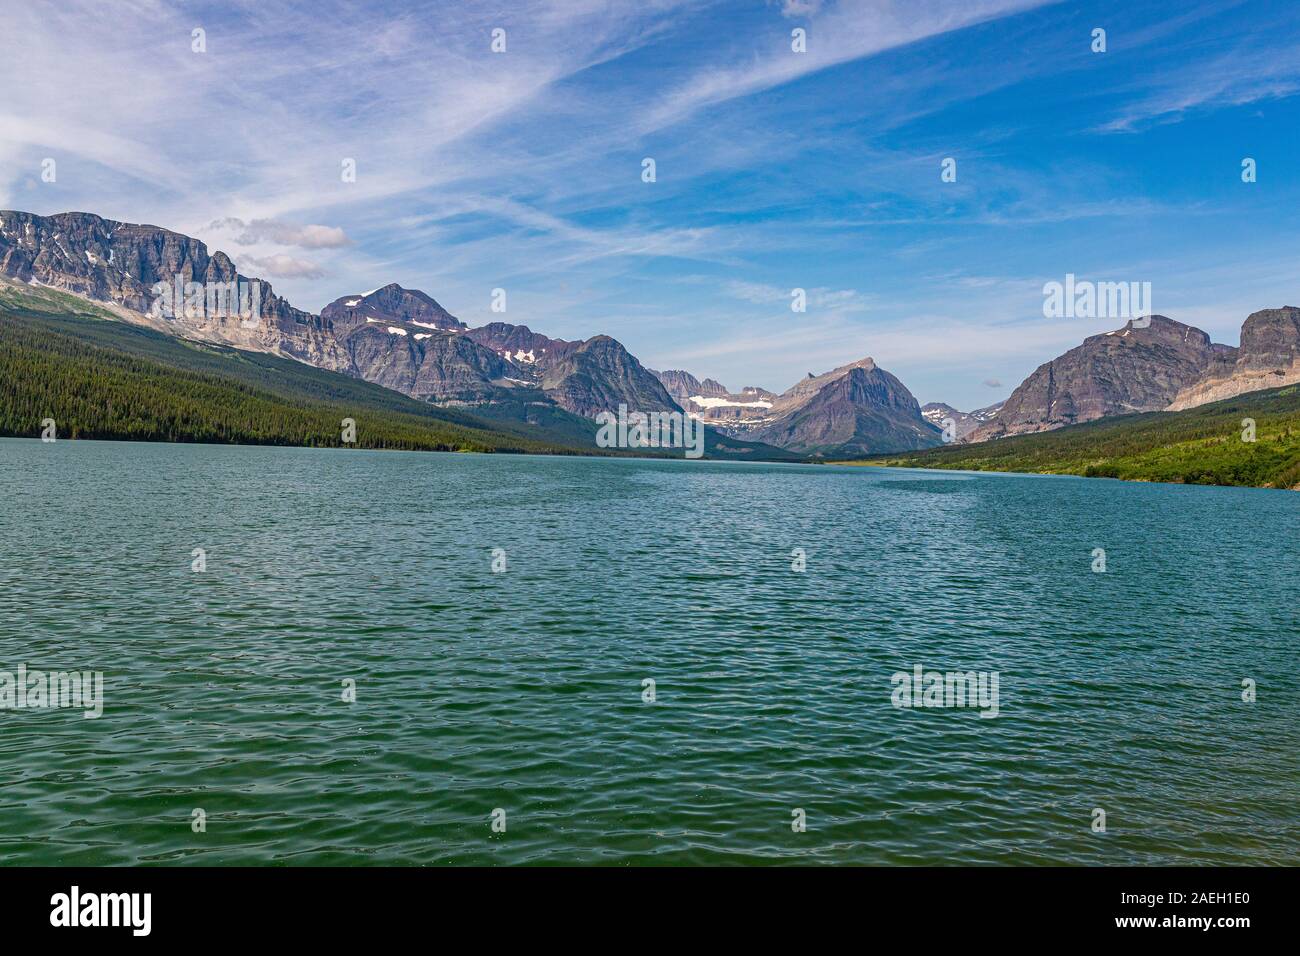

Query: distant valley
[4,208,1300,469]
[651,360,943,457]
[921,401,1005,439]
[0,209,940,459]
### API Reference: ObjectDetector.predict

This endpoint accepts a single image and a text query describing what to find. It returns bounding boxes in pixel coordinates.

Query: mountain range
[650,360,941,456]
[4,208,1300,461]
[921,401,1004,439]
[0,209,937,458]
[967,311,1300,443]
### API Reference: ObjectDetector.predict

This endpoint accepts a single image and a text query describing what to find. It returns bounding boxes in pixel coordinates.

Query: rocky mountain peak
[744,356,938,456]
[923,400,1006,439]
[651,368,729,402]
[0,209,697,424]
[1237,306,1300,371]
[537,334,680,418]
[0,208,335,371]
[321,283,465,331]
[771,356,880,418]
[1083,314,1211,349]
[1167,305,1300,409]
[972,315,1227,441]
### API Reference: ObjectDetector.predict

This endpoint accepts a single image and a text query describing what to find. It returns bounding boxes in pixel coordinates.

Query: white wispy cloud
[637,0,1050,135]
[1099,46,1300,132]
[208,218,352,249]
[777,0,823,18]
[0,1,702,223]
[235,253,327,279]
[725,279,868,312]
[6,0,1285,406]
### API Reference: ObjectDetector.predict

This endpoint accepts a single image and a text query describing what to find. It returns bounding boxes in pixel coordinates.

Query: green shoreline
[836,385,1300,491]
[0,283,800,463]
[10,282,1300,486]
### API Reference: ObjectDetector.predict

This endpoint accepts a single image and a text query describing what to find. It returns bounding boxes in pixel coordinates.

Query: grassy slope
[0,283,804,461]
[845,385,1300,489]
[0,289,586,453]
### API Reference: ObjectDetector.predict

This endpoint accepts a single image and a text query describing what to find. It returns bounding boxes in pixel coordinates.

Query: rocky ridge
[655,357,941,457]
[921,401,1005,439]
[970,315,1234,442]
[0,210,676,419]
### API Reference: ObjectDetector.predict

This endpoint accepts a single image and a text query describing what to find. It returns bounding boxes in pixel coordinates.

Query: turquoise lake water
[0,438,1296,865]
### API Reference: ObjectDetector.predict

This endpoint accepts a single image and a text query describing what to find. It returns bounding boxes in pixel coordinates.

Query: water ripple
[0,441,1297,865]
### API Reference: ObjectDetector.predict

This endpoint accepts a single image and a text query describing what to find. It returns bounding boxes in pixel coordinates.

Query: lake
[1,438,1296,865]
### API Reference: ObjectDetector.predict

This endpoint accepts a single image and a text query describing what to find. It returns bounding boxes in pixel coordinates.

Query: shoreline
[0,432,813,466]
[834,457,1299,492]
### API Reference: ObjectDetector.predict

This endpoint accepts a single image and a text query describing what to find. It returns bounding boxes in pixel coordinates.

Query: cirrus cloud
[236,253,326,279]
[209,217,351,249]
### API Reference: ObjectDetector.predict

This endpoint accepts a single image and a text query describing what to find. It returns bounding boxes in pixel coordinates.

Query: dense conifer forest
[0,295,581,454]
[857,387,1300,489]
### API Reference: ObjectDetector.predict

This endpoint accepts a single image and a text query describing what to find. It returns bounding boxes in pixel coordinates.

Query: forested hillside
[0,295,581,453]
[853,385,1300,489]
[0,285,802,460]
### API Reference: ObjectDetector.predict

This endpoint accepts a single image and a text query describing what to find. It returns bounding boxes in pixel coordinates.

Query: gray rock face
[747,357,940,456]
[651,369,729,403]
[463,323,679,417]
[0,209,349,369]
[970,316,1228,441]
[1238,306,1300,370]
[650,369,776,425]
[922,401,1004,439]
[0,210,223,309]
[464,322,570,367]
[343,325,518,401]
[0,210,679,420]
[322,285,505,401]
[322,284,466,333]
[538,335,681,418]
[648,357,938,455]
[1168,306,1300,409]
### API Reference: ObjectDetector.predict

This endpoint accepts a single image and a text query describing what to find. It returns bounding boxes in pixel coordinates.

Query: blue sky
[3,0,1299,408]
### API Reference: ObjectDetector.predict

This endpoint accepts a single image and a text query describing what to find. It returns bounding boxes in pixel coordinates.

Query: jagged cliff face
[322,284,466,333]
[465,322,573,366]
[748,358,940,456]
[537,336,681,418]
[0,209,349,369]
[652,369,729,402]
[1238,306,1300,369]
[322,285,511,402]
[14,210,1300,457]
[766,358,881,419]
[0,210,228,311]
[660,357,939,456]
[343,326,520,401]
[650,369,775,424]
[970,316,1230,441]
[922,401,1004,439]
[461,323,679,417]
[1168,307,1300,410]
[0,210,678,421]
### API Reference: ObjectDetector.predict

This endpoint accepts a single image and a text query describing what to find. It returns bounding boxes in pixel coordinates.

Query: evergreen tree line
[0,309,573,455]
[868,387,1300,489]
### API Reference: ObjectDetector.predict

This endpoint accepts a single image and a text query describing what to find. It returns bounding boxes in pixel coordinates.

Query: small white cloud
[982,378,1002,388]
[210,217,351,249]
[777,0,823,18]
[725,279,789,304]
[237,253,326,279]
[725,279,866,311]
